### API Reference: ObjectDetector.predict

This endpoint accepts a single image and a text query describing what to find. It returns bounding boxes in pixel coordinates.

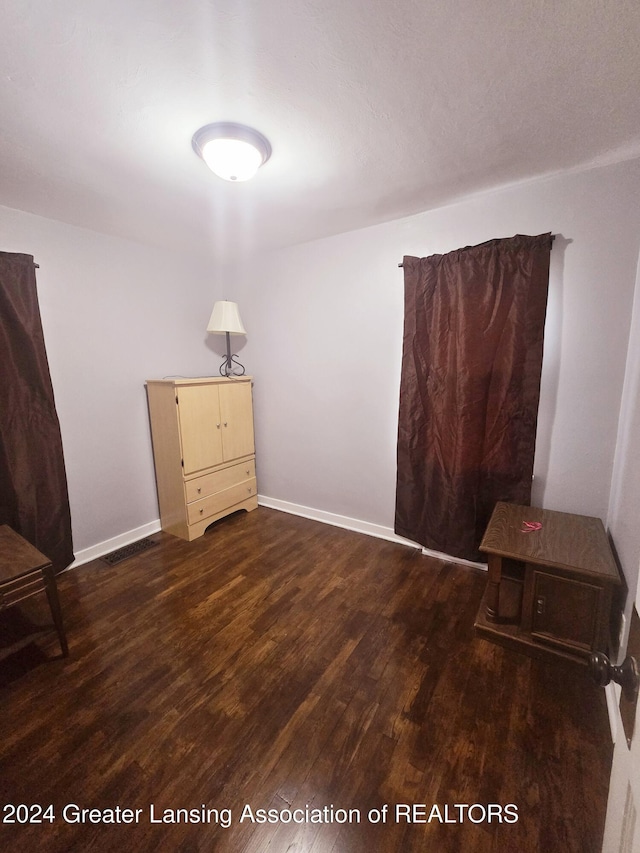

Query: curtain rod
[397,234,556,267]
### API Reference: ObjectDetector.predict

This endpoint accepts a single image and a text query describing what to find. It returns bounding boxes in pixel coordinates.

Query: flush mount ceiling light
[192,122,271,182]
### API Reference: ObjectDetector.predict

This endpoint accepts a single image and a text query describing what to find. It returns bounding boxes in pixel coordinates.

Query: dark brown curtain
[0,252,74,572]
[395,233,552,562]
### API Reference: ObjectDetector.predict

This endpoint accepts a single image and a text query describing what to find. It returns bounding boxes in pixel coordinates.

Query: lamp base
[219,354,246,377]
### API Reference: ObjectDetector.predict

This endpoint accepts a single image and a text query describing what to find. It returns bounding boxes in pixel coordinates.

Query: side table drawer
[0,568,46,609]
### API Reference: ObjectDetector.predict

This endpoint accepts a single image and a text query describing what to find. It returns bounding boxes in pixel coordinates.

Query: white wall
[230,157,640,553]
[608,251,640,632]
[0,205,223,556]
[2,156,639,573]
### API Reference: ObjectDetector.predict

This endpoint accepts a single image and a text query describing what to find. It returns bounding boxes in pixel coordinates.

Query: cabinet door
[177,385,224,474]
[219,382,255,462]
[530,571,600,652]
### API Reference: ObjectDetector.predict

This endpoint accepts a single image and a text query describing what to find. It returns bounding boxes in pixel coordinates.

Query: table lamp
[206,301,247,377]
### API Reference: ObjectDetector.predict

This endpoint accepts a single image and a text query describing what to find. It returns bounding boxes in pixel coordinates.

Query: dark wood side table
[474,502,621,664]
[0,525,68,657]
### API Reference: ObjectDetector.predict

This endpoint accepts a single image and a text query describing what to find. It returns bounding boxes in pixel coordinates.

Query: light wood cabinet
[146,377,257,541]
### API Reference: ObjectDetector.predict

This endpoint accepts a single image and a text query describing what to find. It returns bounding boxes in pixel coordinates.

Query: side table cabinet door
[530,571,601,653]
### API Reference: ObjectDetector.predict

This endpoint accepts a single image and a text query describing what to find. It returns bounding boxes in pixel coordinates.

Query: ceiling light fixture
[192,122,271,182]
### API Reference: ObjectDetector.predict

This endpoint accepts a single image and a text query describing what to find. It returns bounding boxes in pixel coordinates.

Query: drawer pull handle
[199,508,204,515]
[216,423,221,429]
[224,421,228,427]
[197,487,201,494]
[246,469,250,475]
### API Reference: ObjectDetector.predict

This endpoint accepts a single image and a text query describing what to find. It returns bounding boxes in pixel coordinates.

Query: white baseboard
[257,494,486,569]
[67,500,488,575]
[65,519,162,571]
[420,546,487,570]
[258,495,415,546]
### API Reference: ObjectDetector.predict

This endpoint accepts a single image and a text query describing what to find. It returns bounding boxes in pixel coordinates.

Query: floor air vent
[101,538,158,566]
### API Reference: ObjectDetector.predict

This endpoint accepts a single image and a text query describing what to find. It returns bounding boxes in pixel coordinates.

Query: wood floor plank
[0,508,613,852]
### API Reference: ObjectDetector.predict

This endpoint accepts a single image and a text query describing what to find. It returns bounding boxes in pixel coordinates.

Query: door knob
[589,652,639,703]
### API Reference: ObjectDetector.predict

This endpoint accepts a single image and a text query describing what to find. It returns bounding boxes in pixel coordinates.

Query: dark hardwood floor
[0,508,612,852]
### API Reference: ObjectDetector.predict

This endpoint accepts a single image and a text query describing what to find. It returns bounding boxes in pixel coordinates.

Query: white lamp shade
[192,123,271,182]
[201,138,263,182]
[207,301,246,335]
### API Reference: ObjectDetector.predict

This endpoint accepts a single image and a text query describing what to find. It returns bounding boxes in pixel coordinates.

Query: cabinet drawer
[187,478,257,524]
[185,459,256,503]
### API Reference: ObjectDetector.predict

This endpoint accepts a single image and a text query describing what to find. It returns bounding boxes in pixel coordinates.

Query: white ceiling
[2,0,640,261]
